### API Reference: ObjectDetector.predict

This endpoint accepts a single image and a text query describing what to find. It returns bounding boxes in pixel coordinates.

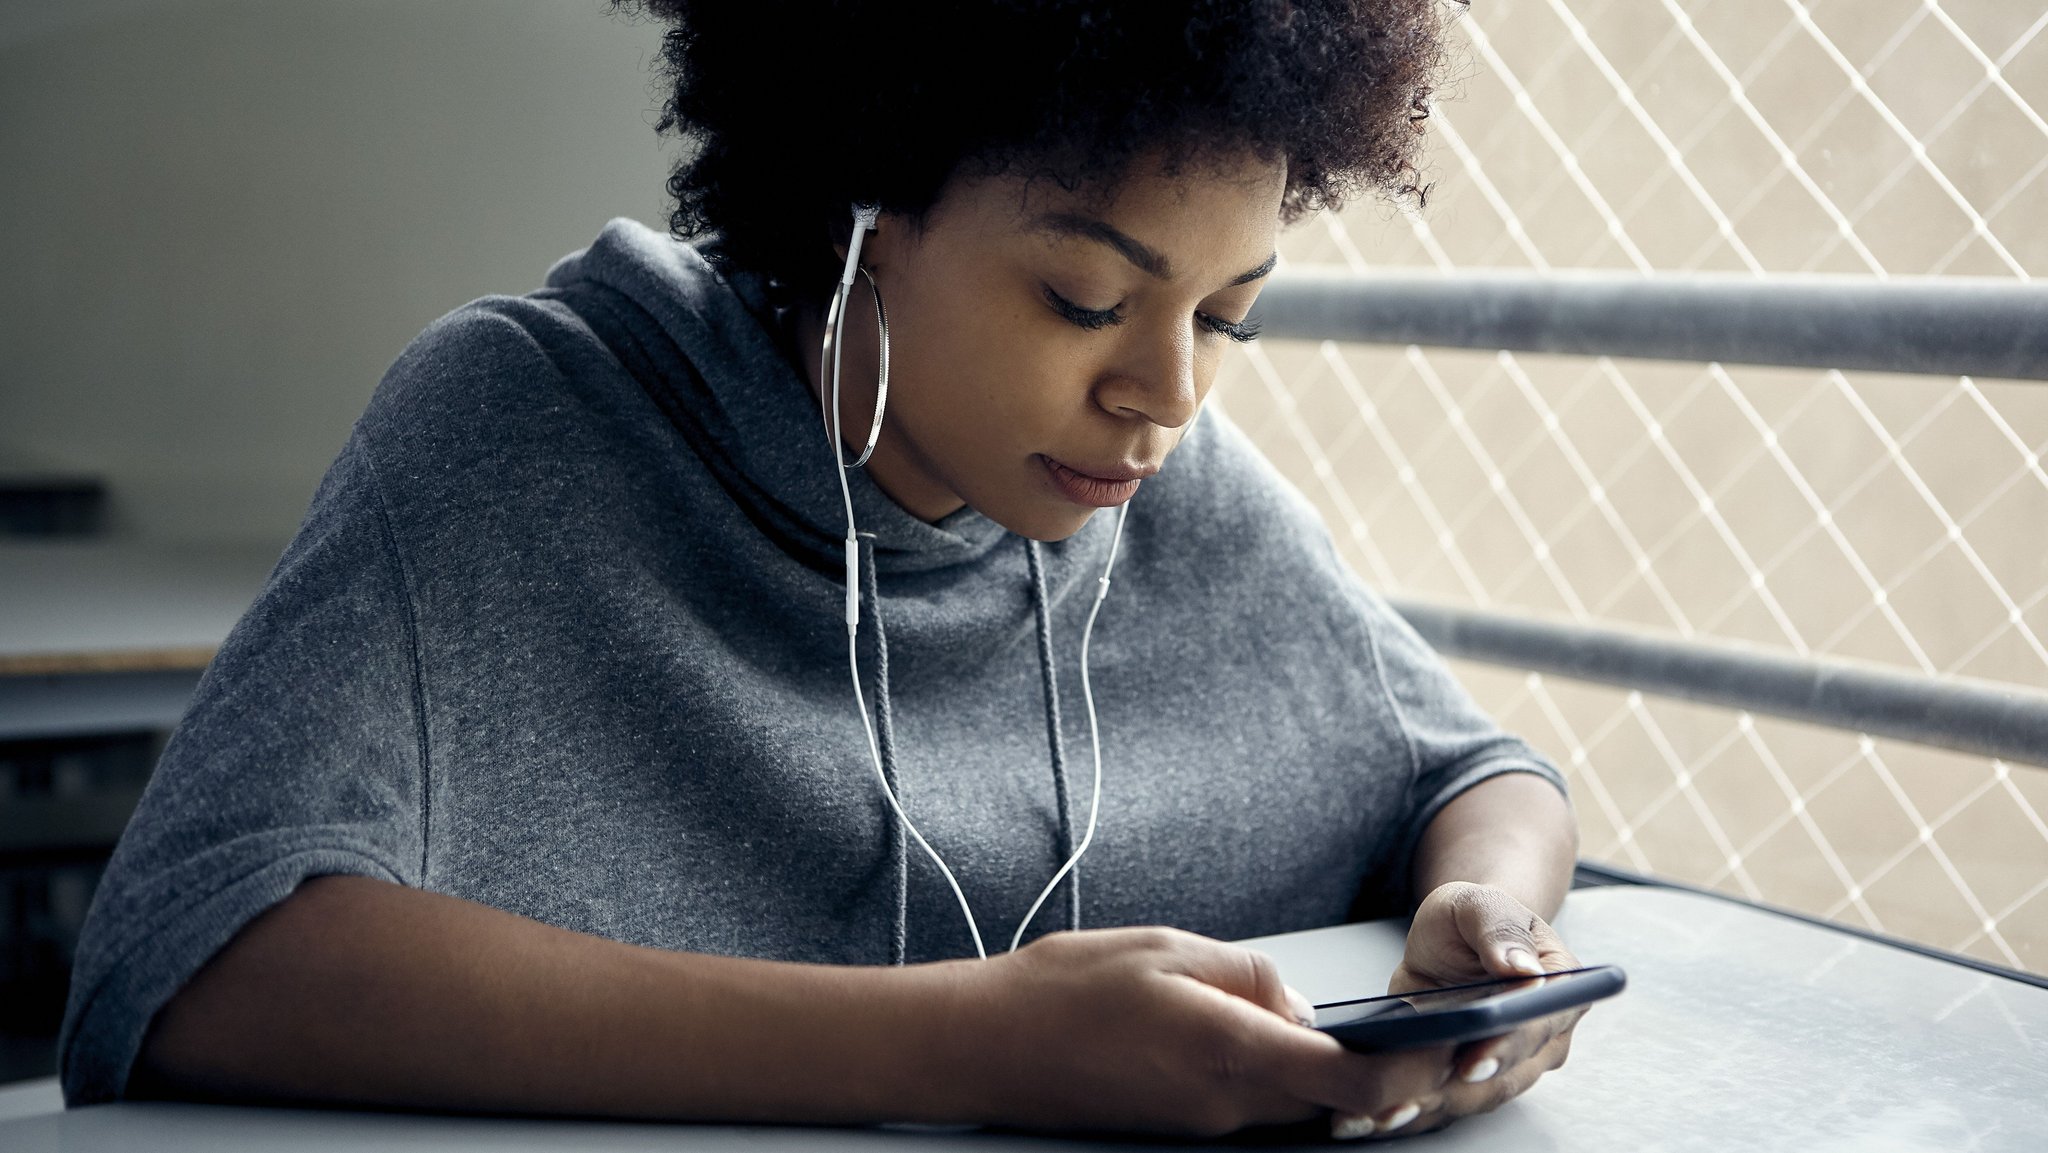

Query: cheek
[977,342,1102,440]
[897,301,1094,432]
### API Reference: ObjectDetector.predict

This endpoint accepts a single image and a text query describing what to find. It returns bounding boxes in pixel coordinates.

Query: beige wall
[0,0,674,542]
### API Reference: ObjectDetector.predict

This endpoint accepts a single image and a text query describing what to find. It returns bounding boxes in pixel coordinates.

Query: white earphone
[822,204,1129,960]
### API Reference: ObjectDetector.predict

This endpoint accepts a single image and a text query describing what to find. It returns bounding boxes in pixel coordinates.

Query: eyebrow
[1029,212,1277,288]
[1231,250,1280,287]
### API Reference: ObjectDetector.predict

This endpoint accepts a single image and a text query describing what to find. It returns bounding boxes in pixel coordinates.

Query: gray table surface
[2,885,2042,1151]
[0,540,280,737]
[0,540,280,666]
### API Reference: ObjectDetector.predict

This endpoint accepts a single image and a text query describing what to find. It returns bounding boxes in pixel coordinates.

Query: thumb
[1283,984,1317,1028]
[1454,887,1547,977]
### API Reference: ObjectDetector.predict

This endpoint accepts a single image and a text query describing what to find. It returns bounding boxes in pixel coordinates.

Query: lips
[1040,455,1157,508]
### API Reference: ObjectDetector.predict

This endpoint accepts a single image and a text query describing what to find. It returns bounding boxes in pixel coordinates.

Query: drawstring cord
[859,537,911,967]
[868,535,1082,964]
[1026,539,1082,934]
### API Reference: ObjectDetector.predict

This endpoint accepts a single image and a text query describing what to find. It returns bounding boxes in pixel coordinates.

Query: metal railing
[1245,270,2048,768]
[1387,595,2048,769]
[1253,272,2048,383]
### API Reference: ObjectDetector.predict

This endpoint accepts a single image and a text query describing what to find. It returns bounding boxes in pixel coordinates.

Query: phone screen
[1313,967,1595,1029]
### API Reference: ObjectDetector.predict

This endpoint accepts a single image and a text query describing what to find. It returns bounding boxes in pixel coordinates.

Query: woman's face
[803,151,1286,541]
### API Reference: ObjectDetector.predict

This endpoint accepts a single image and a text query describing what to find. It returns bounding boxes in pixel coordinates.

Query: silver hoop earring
[820,265,890,469]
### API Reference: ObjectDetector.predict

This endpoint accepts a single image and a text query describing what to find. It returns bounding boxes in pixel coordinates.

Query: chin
[986,500,1099,543]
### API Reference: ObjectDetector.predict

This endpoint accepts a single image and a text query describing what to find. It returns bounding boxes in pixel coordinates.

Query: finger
[1153,931,1312,1026]
[1330,1076,1461,1143]
[1393,886,1489,990]
[1433,1027,1575,1122]
[1400,1032,1589,1138]
[1405,1109,1459,1138]
[1526,917,1582,972]
[1521,1019,1577,1074]
[1452,1033,1513,1087]
[1159,974,1423,1124]
[1283,1039,1455,1122]
[1448,887,1548,977]
[1284,984,1316,1028]
[1326,1023,1580,1141]
[1451,1004,1584,1083]
[1368,1101,1452,1141]
[1117,985,1344,1135]
[1330,1097,1425,1142]
[1256,971,1595,1121]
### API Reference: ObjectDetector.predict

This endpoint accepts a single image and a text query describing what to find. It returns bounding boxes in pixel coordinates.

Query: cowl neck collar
[548,218,1009,574]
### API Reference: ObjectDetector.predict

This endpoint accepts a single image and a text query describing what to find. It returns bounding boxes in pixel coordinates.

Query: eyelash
[1200,313,1264,344]
[1043,287,1263,344]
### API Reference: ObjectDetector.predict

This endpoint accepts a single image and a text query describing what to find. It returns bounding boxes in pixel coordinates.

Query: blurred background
[3,0,2044,1084]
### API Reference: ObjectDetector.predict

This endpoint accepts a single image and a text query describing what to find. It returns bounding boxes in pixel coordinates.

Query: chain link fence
[1214,0,2048,973]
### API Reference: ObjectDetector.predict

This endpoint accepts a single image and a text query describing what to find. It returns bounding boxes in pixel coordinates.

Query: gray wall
[0,0,676,543]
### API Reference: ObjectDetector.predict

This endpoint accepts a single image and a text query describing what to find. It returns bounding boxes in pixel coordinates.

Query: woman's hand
[1326,881,1585,1140]
[948,925,1489,1139]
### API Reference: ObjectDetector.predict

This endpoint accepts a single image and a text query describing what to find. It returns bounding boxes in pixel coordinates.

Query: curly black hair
[614,1,1466,299]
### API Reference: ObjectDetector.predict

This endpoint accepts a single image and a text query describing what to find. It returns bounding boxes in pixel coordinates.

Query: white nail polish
[1379,1102,1421,1133]
[1285,984,1316,1028]
[1464,1056,1502,1083]
[1331,1113,1377,1140]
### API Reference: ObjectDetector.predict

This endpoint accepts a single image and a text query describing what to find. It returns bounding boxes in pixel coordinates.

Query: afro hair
[616,0,1466,298]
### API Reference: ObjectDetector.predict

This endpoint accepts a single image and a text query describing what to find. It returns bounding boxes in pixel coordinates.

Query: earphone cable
[826,209,990,960]
[1007,503,1127,953]
[843,625,990,960]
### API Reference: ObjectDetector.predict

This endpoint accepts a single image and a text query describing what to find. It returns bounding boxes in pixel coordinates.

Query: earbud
[844,203,880,288]
[834,203,880,635]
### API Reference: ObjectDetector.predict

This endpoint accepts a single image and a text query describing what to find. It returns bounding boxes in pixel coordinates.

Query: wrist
[1409,775,1577,919]
[866,957,1008,1125]
[1417,872,1564,923]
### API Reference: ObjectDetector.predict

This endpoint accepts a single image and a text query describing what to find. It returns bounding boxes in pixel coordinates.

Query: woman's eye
[1043,286,1261,344]
[1043,287,1124,330]
[1197,312,1263,344]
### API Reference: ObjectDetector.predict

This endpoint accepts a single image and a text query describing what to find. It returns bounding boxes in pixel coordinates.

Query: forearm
[134,875,983,1123]
[1410,771,1577,919]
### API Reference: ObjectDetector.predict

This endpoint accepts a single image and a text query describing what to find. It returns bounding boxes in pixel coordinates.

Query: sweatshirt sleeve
[1340,557,1570,914]
[57,433,428,1106]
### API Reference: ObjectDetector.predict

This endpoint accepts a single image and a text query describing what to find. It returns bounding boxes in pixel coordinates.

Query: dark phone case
[1315,965,1627,1053]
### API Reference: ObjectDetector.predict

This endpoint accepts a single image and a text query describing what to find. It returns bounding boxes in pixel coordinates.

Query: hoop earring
[820,265,890,469]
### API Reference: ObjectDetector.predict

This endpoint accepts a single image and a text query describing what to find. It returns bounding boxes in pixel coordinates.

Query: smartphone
[1312,964,1625,1053]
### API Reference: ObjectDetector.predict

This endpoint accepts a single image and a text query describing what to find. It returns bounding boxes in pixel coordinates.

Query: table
[0,539,279,739]
[1,884,2041,1150]
[1,540,281,866]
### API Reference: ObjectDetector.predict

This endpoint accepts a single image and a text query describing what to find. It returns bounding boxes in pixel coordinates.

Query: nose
[1095,321,1200,430]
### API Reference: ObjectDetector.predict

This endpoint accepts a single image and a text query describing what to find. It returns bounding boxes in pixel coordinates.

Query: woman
[60,0,1583,1140]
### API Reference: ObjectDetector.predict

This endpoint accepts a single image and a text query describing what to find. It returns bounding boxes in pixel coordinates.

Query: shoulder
[1134,400,1337,565]
[355,218,741,456]
[357,295,603,447]
[1119,398,1426,637]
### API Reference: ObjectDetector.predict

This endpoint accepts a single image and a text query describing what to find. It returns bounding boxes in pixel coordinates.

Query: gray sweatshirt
[58,219,1565,1106]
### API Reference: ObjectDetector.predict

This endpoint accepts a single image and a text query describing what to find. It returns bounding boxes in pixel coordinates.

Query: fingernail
[1464,1056,1502,1083]
[1284,984,1316,1027]
[1378,1102,1421,1133]
[1330,1113,1376,1140]
[1506,947,1543,975]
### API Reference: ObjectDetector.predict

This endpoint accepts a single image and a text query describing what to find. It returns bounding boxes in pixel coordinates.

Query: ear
[830,206,901,275]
